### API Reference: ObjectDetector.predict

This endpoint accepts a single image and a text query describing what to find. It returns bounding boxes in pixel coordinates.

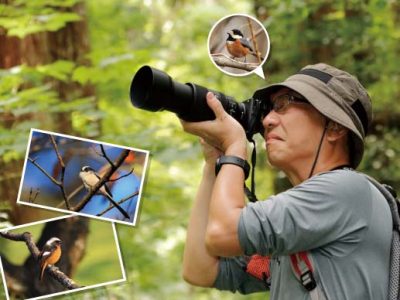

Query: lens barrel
[129,65,265,140]
[130,66,241,122]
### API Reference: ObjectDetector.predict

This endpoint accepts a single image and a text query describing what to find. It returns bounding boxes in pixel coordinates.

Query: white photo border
[17,128,150,227]
[0,214,127,300]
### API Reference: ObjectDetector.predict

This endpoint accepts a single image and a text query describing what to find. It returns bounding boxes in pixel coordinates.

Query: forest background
[0,0,399,299]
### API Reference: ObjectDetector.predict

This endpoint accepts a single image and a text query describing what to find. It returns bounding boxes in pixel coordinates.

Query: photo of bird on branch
[17,129,150,225]
[208,14,270,76]
[79,166,130,219]
[0,216,124,300]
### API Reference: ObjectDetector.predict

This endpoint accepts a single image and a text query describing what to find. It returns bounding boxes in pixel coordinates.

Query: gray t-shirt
[214,169,392,299]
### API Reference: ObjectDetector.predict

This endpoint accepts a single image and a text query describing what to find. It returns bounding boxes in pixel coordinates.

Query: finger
[206,92,226,120]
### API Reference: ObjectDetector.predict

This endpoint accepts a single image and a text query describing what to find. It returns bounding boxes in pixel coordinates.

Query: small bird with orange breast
[226,29,255,62]
[38,237,62,281]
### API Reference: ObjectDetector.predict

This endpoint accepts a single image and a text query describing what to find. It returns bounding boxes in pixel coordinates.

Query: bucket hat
[253,63,372,168]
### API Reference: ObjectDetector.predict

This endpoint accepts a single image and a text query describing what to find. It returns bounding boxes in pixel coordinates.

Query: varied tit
[226,29,254,61]
[39,237,62,281]
[79,166,130,219]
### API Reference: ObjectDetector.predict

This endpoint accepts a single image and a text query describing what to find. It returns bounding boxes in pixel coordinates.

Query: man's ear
[326,121,348,142]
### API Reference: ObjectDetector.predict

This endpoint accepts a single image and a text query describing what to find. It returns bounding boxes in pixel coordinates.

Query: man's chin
[266,152,285,169]
[266,156,278,167]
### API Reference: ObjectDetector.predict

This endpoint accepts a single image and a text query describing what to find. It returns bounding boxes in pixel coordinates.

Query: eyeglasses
[263,93,309,117]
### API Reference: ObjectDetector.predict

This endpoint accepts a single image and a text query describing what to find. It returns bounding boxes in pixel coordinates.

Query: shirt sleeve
[238,170,372,256]
[213,256,269,294]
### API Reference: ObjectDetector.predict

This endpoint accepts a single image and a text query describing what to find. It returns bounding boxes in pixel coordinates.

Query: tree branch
[107,168,134,182]
[211,53,258,71]
[0,231,80,289]
[247,17,262,64]
[71,149,130,212]
[100,144,115,168]
[96,189,139,217]
[28,187,40,203]
[28,157,60,186]
[49,135,70,209]
[56,185,84,209]
[92,144,116,168]
[27,135,71,209]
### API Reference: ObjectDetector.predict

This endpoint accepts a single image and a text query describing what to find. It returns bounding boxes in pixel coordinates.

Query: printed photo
[0,215,125,300]
[17,129,149,226]
[0,267,6,300]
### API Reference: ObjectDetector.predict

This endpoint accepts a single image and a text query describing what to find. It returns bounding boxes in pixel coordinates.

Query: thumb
[206,92,226,120]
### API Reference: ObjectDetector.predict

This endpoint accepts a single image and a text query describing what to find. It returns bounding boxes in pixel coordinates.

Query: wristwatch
[215,155,250,179]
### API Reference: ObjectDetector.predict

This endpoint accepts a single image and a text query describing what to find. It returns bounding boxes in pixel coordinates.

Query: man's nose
[262,110,279,132]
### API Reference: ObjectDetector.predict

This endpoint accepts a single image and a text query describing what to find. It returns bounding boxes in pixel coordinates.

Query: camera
[129,65,269,140]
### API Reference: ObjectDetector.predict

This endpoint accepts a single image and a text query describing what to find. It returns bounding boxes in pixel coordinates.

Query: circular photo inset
[208,14,270,77]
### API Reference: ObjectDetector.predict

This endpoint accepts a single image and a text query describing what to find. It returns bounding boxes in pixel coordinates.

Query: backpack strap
[362,174,400,231]
[361,174,400,300]
[289,251,326,300]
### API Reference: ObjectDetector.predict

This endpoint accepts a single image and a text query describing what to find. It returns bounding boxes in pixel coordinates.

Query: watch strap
[215,155,250,179]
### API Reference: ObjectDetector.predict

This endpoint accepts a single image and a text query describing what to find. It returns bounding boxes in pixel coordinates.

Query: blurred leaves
[0,61,95,161]
[0,0,81,38]
[362,126,400,190]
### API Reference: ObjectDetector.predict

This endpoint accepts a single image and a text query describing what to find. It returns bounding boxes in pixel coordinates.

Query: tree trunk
[0,0,98,225]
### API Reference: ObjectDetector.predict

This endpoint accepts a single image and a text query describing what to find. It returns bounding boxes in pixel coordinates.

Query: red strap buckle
[290,251,317,291]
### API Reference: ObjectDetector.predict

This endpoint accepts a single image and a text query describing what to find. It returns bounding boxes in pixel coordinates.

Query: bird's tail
[40,263,47,281]
[106,195,130,219]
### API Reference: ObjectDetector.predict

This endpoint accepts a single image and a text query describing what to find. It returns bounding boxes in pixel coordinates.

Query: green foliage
[74,220,123,284]
[0,0,81,38]
[0,58,101,160]
[0,0,399,299]
[362,126,400,190]
[0,277,5,300]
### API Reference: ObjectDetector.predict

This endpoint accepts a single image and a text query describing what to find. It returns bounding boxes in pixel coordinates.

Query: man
[181,63,392,299]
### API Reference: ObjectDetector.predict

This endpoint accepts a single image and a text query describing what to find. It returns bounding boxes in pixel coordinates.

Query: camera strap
[244,139,259,202]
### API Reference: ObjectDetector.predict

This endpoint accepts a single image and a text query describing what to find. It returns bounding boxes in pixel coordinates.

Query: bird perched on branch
[226,29,255,62]
[39,237,62,281]
[79,166,130,219]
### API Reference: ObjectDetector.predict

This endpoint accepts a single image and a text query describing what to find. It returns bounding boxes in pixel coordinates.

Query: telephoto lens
[130,65,243,122]
[129,65,267,140]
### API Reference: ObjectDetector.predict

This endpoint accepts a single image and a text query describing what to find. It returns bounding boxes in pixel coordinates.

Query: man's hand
[180,92,247,159]
[200,138,222,165]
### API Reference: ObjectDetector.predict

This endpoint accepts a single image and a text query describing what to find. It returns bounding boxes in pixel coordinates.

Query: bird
[38,237,62,281]
[226,29,255,62]
[79,166,130,219]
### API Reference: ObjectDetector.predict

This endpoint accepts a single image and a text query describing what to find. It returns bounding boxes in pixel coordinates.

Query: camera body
[129,66,268,140]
